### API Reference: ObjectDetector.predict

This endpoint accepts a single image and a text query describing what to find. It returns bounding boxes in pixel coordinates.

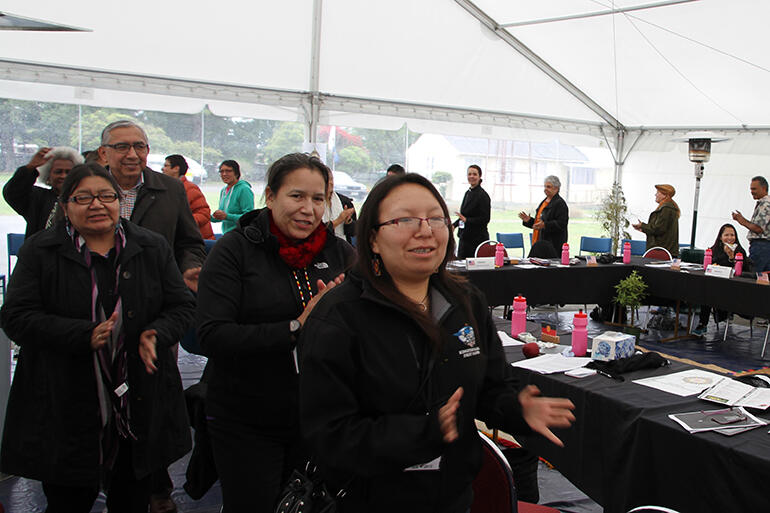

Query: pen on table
[596,369,625,382]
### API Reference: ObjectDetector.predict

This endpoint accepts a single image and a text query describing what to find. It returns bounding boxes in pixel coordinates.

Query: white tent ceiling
[1,0,768,139]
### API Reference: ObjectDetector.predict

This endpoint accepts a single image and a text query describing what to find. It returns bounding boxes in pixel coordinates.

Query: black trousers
[208,415,305,513]
[43,439,151,513]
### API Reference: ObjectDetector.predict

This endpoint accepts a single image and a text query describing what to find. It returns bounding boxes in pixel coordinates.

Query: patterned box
[590,331,636,361]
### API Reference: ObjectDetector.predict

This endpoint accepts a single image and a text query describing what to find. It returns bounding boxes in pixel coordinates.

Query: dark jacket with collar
[523,192,569,250]
[454,185,491,258]
[196,207,355,426]
[299,272,531,513]
[2,165,58,239]
[640,201,679,256]
[0,220,195,486]
[337,192,357,244]
[128,167,206,272]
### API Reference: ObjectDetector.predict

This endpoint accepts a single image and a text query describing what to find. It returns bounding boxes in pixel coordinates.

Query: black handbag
[274,463,345,513]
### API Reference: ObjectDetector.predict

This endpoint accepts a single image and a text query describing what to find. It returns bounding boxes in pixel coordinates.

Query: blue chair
[579,236,612,255]
[7,233,24,275]
[495,232,525,258]
[621,239,647,256]
[203,239,217,254]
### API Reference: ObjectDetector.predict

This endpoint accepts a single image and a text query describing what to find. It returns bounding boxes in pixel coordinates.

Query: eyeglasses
[376,216,450,231]
[68,192,120,205]
[103,142,149,153]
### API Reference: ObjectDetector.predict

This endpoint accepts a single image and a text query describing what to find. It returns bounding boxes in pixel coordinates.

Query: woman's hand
[724,244,735,260]
[518,211,531,222]
[439,387,463,442]
[296,273,345,326]
[26,147,52,169]
[139,329,158,374]
[333,207,355,228]
[90,312,118,350]
[533,220,545,230]
[519,385,575,447]
[212,210,227,220]
[183,267,201,292]
[455,212,466,223]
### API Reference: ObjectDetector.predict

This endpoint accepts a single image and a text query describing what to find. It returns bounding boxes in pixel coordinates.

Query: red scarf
[269,213,328,269]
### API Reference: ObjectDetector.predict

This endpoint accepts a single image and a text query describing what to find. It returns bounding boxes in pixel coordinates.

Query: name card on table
[466,257,495,270]
[757,272,770,285]
[705,264,733,279]
[671,258,681,270]
[586,255,598,267]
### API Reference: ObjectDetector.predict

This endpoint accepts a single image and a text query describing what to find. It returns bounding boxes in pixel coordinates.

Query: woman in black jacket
[299,173,574,513]
[454,164,491,259]
[0,163,195,513]
[196,153,355,512]
[519,175,569,257]
[693,223,751,335]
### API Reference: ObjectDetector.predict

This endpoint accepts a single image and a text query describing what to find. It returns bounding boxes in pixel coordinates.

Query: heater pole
[690,162,704,248]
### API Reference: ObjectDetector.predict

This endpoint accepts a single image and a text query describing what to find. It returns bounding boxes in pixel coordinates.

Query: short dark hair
[752,176,768,191]
[166,154,188,176]
[220,160,241,179]
[59,163,122,204]
[355,173,474,349]
[468,164,482,176]
[265,153,329,195]
[386,164,405,176]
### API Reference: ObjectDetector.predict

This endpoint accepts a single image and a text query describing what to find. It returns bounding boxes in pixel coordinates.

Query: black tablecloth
[460,258,770,318]
[504,347,770,512]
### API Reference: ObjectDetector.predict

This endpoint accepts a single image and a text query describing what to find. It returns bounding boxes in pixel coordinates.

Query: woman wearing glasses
[299,173,575,513]
[211,160,255,234]
[0,163,195,512]
[196,153,354,511]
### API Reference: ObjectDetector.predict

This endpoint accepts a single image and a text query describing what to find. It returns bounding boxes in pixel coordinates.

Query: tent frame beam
[454,0,624,131]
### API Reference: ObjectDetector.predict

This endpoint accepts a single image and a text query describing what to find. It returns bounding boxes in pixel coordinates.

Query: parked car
[146,154,207,184]
[333,170,367,201]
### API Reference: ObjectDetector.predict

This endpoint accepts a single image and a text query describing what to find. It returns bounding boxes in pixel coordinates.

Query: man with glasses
[98,120,205,513]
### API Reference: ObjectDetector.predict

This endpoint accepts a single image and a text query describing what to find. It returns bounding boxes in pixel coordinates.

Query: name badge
[466,257,495,270]
[705,264,732,279]
[114,382,129,397]
[404,456,441,472]
[586,256,598,267]
[757,272,769,285]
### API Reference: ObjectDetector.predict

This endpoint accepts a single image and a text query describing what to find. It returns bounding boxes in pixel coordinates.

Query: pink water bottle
[561,243,570,265]
[572,309,588,357]
[511,295,527,338]
[703,248,712,270]
[734,252,743,277]
[495,242,505,268]
[623,241,631,264]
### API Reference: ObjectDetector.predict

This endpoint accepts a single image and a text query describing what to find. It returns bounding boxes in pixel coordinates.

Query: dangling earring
[372,253,383,277]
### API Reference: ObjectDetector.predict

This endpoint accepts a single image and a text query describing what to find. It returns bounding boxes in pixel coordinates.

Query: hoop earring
[372,253,383,277]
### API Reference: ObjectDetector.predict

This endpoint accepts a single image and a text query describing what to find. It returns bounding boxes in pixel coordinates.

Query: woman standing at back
[211,159,255,234]
[453,164,491,259]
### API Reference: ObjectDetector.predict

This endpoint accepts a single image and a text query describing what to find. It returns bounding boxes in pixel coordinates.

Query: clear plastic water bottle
[734,252,743,277]
[703,248,712,270]
[561,243,570,265]
[511,295,527,339]
[572,309,588,357]
[623,241,631,264]
[495,242,505,268]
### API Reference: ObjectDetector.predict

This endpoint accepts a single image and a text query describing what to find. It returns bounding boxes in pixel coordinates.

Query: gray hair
[100,120,149,146]
[544,175,561,190]
[37,146,84,184]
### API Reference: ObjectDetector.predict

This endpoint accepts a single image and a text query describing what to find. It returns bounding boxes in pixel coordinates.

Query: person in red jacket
[162,154,215,240]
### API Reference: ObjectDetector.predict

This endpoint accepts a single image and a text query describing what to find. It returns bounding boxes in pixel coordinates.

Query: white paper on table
[511,354,592,374]
[700,378,770,410]
[497,331,524,346]
[644,262,673,267]
[633,369,724,396]
[514,264,539,269]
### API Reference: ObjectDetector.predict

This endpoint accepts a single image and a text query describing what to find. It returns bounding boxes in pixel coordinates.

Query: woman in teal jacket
[212,160,254,233]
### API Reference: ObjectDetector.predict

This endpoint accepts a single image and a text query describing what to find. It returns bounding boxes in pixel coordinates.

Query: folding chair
[472,432,559,513]
[7,233,24,275]
[579,236,611,255]
[475,240,501,258]
[496,233,525,258]
[642,246,672,261]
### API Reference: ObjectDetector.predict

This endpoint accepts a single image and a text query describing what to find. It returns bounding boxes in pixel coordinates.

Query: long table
[505,348,770,512]
[459,258,770,319]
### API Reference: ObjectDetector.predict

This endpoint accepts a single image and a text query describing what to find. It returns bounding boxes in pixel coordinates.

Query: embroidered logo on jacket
[454,325,480,358]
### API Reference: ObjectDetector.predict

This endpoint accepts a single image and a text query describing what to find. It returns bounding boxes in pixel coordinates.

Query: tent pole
[307,0,323,144]
[614,129,625,184]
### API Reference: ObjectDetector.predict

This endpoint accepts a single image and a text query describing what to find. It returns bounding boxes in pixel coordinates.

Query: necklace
[417,292,430,312]
[292,268,314,309]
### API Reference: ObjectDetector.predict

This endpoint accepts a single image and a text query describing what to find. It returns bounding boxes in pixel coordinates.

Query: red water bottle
[572,309,588,357]
[495,242,505,268]
[561,243,570,265]
[734,252,743,277]
[511,295,527,339]
[703,248,712,270]
[623,241,631,264]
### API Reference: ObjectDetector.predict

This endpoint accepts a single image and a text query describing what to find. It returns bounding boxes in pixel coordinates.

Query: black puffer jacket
[299,273,531,513]
[0,221,195,486]
[196,207,355,426]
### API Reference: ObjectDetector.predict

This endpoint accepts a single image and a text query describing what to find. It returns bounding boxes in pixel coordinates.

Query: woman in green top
[212,160,255,233]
